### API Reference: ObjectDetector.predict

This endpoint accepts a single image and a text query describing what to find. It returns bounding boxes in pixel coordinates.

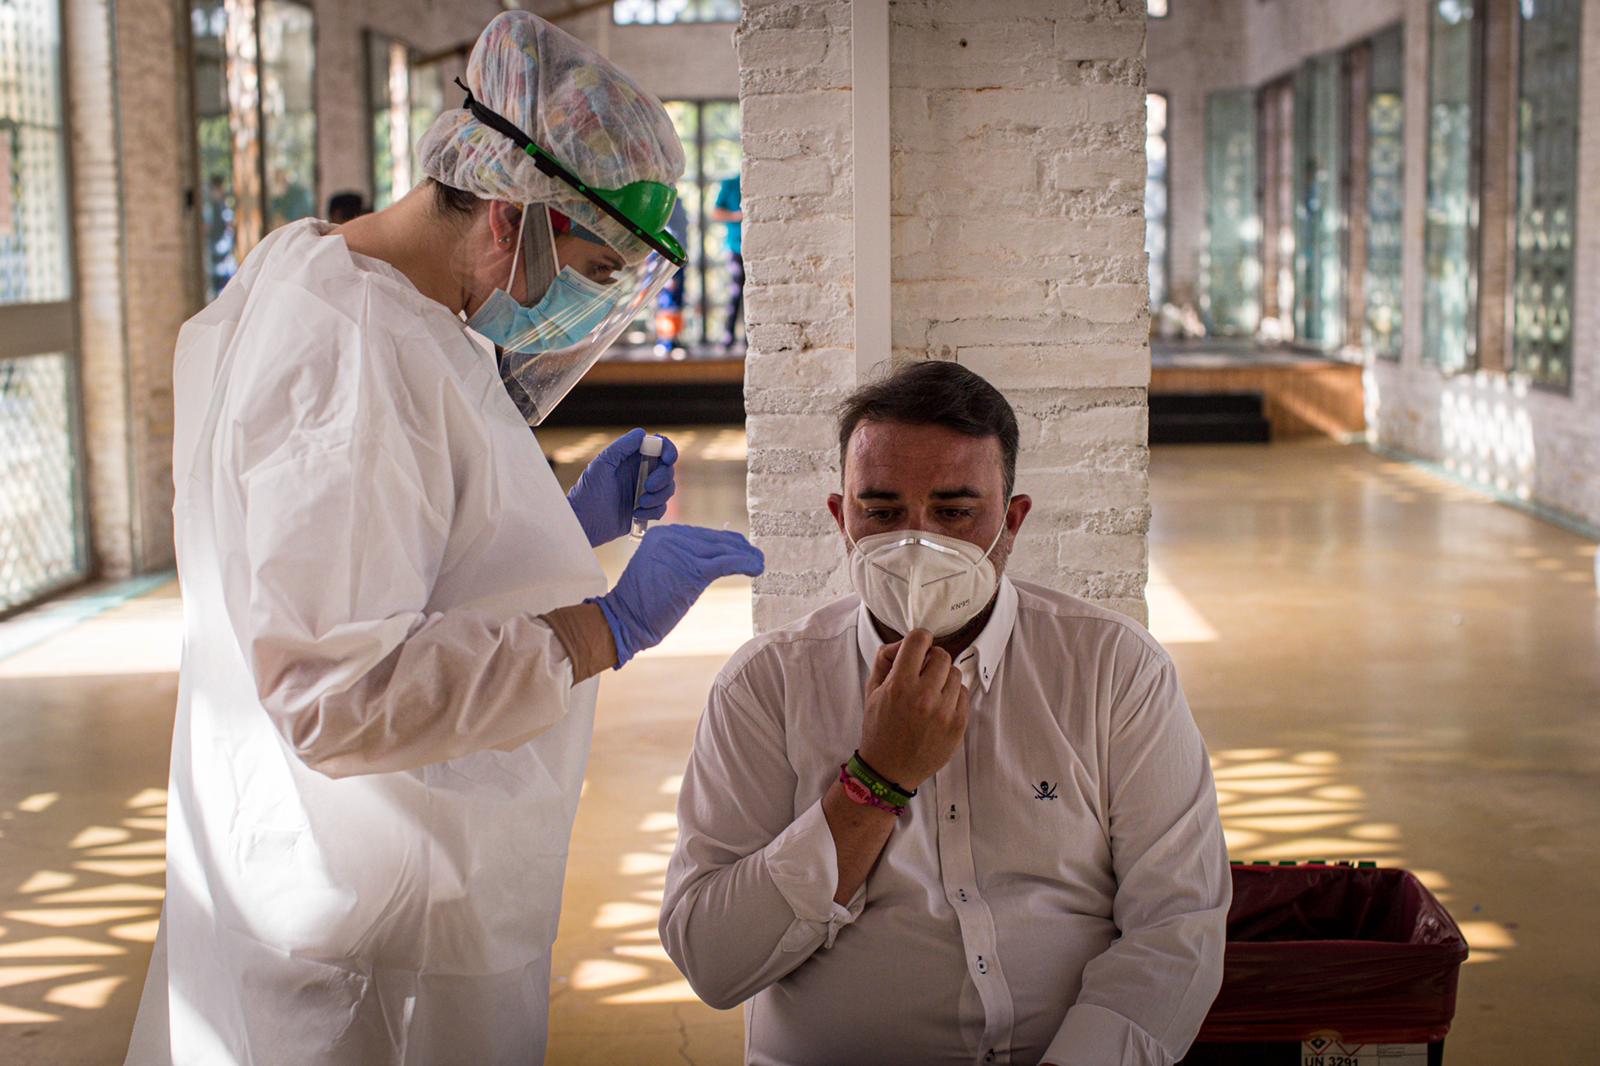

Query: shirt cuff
[762,798,864,951]
[1043,1003,1171,1066]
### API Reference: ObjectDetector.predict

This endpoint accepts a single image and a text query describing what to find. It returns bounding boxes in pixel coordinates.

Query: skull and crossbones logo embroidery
[1032,780,1059,801]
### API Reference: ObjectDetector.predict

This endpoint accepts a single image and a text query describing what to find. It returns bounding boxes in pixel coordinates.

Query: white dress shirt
[661,577,1230,1066]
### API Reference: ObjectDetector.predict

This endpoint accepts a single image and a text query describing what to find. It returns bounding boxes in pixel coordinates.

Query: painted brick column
[741,0,1153,630]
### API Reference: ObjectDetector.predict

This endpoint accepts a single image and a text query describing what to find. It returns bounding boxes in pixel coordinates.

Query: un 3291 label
[1300,1037,1428,1066]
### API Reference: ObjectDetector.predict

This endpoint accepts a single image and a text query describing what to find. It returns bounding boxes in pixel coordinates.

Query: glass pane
[1204,90,1260,336]
[1512,0,1581,391]
[261,0,317,231]
[369,35,411,210]
[0,354,84,612]
[192,0,261,300]
[410,59,451,176]
[1146,93,1169,311]
[1293,55,1344,349]
[702,100,741,348]
[1366,26,1405,360]
[0,0,70,305]
[1148,0,1169,16]
[1423,0,1480,372]
[612,0,737,24]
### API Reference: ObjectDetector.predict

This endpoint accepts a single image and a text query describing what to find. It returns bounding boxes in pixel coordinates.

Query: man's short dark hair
[836,361,1020,497]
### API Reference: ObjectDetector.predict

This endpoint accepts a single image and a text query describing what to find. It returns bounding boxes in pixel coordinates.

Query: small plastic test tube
[631,434,665,540]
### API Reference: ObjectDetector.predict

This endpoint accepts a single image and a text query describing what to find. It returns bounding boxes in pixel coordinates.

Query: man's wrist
[844,751,916,807]
[853,746,922,797]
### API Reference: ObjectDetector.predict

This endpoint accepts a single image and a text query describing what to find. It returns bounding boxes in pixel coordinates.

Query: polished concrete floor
[0,435,1594,1064]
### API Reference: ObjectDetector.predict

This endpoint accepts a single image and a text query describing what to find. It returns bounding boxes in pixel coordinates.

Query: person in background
[709,171,742,353]
[654,197,690,358]
[203,174,236,295]
[661,361,1229,1066]
[326,190,370,225]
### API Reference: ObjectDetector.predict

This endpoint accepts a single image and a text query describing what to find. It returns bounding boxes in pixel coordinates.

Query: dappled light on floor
[1212,746,1518,968]
[0,788,166,1032]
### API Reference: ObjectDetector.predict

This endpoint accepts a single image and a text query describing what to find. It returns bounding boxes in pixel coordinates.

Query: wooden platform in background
[1151,345,1365,440]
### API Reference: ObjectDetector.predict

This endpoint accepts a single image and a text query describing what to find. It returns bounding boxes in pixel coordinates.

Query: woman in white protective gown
[123,11,762,1065]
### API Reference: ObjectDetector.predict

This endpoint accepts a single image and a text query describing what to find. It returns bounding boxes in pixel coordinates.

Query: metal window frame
[1421,0,1485,374]
[611,0,739,26]
[183,0,321,303]
[1363,21,1407,362]
[0,0,91,617]
[661,97,740,347]
[1291,50,1349,353]
[363,28,415,211]
[1145,89,1172,313]
[1508,0,1583,396]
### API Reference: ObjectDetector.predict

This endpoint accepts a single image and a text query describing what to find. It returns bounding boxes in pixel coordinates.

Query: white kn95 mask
[846,523,1006,638]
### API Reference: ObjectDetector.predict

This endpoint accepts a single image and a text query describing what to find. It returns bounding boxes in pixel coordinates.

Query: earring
[498,236,512,245]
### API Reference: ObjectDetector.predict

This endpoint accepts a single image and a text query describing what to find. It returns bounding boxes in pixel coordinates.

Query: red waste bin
[1180,864,1469,1066]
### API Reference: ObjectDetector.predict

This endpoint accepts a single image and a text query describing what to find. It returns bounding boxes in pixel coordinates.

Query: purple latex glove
[566,428,679,548]
[591,526,765,666]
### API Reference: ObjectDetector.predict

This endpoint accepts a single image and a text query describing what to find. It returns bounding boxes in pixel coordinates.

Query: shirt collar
[855,575,1019,693]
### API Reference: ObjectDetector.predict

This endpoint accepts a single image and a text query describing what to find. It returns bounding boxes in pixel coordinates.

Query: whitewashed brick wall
[741,0,1153,631]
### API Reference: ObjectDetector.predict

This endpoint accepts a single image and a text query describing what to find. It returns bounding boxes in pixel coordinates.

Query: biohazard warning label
[1300,1035,1428,1065]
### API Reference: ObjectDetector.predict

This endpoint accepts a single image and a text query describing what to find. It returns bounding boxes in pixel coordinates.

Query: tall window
[191,0,317,301]
[1146,93,1169,312]
[366,38,459,211]
[1512,0,1582,391]
[1204,89,1260,336]
[1365,26,1405,360]
[1293,54,1345,349]
[1148,0,1170,16]
[613,0,739,23]
[368,35,412,210]
[1423,0,1481,372]
[0,0,87,612]
[660,100,741,349]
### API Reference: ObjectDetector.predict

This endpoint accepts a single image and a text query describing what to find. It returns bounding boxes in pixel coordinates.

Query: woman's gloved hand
[566,429,679,548]
[590,526,764,666]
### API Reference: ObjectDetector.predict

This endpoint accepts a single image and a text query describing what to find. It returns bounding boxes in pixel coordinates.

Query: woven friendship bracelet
[846,751,916,808]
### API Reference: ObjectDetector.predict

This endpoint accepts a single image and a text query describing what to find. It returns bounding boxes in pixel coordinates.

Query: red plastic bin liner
[1195,865,1468,1044]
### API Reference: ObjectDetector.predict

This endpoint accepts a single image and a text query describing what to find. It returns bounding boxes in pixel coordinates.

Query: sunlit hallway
[1,434,1595,1064]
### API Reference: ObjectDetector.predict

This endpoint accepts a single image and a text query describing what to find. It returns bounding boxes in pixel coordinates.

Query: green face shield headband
[454,78,687,268]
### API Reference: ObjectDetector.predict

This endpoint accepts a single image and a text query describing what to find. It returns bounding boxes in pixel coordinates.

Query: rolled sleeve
[764,799,865,949]
[1045,1003,1170,1066]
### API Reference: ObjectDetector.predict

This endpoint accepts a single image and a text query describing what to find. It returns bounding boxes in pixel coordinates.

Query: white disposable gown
[125,219,607,1065]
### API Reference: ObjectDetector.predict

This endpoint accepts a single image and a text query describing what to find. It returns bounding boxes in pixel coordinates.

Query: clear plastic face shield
[476,206,679,425]
[453,80,686,425]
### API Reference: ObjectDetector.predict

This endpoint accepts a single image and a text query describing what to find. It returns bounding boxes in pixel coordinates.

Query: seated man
[661,361,1229,1066]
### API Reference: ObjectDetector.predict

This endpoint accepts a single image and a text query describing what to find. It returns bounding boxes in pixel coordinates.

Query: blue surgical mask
[466,266,618,355]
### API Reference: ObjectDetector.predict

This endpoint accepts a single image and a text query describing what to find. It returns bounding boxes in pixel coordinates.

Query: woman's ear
[487,201,523,246]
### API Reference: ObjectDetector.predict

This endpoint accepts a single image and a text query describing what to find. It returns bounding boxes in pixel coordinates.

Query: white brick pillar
[741,0,1153,630]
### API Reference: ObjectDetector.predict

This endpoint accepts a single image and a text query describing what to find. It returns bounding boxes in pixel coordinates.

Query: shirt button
[947,804,958,821]
[958,888,969,902]
[984,1052,996,1063]
[975,954,988,975]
